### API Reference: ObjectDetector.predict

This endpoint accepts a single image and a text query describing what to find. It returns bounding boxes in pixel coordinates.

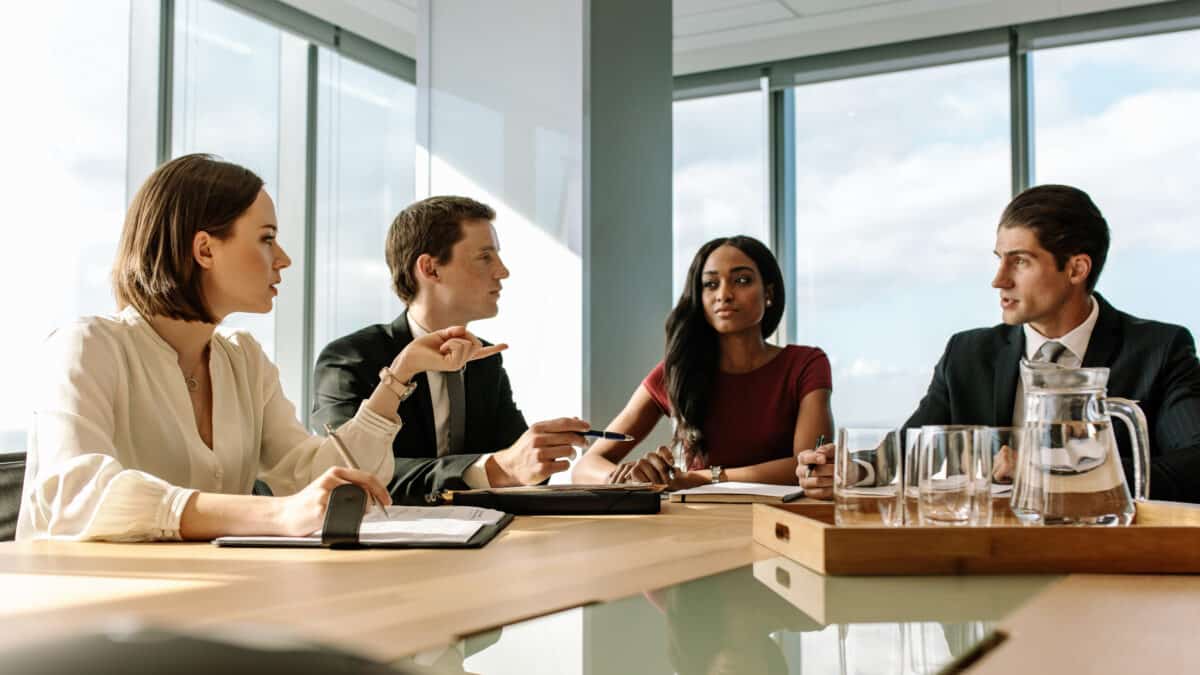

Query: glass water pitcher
[1011,360,1151,526]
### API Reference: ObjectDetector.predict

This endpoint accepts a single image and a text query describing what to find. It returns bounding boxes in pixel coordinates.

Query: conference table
[0,501,1195,673]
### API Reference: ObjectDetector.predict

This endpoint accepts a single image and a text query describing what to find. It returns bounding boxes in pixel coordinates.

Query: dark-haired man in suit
[799,184,1200,502]
[312,196,588,503]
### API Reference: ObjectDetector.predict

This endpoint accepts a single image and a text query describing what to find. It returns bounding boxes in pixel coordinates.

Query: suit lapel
[993,324,1024,425]
[1082,294,1122,368]
[390,311,438,455]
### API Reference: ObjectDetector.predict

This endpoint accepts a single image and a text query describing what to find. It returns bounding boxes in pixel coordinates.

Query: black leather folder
[214,483,513,549]
[434,484,664,515]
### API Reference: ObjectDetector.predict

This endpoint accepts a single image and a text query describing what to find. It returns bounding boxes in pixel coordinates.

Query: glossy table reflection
[401,558,1057,675]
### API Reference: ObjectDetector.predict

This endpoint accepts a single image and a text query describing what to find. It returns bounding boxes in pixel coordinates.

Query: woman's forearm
[723,456,799,485]
[573,450,620,483]
[178,492,282,540]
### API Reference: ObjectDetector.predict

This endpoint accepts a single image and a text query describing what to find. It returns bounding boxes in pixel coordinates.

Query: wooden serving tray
[752,500,1200,576]
[751,556,1055,625]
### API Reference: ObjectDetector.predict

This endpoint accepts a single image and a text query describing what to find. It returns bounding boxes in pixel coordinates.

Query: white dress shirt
[1012,295,1101,425]
[17,307,399,541]
[406,316,493,488]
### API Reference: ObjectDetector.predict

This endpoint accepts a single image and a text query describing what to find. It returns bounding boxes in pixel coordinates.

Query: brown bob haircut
[113,153,264,323]
[998,184,1111,292]
[386,196,496,302]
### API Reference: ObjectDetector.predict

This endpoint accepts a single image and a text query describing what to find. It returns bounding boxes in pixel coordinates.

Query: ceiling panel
[674,0,786,17]
[676,2,796,36]
[781,0,906,17]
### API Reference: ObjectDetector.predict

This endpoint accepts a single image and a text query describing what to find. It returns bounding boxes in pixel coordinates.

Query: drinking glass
[902,428,922,525]
[835,427,902,527]
[917,426,992,526]
[976,426,1018,524]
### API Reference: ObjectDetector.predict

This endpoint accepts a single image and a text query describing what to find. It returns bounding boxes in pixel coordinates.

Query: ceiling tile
[781,0,905,16]
[674,0,785,17]
[676,2,796,36]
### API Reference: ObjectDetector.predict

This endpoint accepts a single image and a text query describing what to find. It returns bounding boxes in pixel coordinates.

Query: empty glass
[835,427,902,527]
[917,426,992,526]
[902,428,922,525]
[976,426,1018,523]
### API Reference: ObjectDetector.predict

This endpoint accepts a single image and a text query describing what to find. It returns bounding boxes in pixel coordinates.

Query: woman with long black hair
[574,235,833,488]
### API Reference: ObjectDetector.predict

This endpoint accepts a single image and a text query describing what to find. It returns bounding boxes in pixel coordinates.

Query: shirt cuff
[160,487,198,540]
[852,459,876,487]
[353,400,403,436]
[463,454,493,489]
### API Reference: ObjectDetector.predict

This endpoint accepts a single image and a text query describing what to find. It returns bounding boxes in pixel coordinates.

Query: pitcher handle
[1107,397,1151,501]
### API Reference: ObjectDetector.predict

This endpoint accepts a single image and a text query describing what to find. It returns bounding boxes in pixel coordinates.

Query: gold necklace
[183,351,207,393]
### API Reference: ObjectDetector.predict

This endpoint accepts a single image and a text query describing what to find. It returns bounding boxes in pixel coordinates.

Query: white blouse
[17,307,399,542]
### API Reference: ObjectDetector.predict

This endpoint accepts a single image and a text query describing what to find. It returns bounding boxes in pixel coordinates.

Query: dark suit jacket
[904,293,1200,502]
[311,311,528,504]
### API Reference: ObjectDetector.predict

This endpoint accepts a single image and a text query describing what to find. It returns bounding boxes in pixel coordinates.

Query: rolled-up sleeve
[23,450,196,541]
[254,337,398,494]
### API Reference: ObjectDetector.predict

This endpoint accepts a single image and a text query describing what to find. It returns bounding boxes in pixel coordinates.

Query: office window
[0,2,131,451]
[1034,29,1200,339]
[173,0,282,357]
[792,58,1011,427]
[312,49,416,355]
[673,91,768,299]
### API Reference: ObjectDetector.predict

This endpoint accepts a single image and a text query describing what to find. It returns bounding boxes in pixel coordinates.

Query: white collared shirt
[1012,295,1101,425]
[405,315,492,488]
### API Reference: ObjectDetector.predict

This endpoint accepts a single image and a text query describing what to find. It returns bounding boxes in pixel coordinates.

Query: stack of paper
[669,481,804,504]
[351,506,505,544]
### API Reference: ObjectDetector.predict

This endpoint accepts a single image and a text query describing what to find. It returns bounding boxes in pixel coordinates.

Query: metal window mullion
[157,0,175,164]
[767,83,797,345]
[1009,28,1034,195]
[300,44,319,428]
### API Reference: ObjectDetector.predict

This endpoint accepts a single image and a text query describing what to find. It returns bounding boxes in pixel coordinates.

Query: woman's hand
[607,445,676,485]
[391,326,507,382]
[275,466,392,537]
[796,442,836,500]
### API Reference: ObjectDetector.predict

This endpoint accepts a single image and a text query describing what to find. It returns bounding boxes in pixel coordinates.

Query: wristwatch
[378,366,418,403]
[710,465,723,484]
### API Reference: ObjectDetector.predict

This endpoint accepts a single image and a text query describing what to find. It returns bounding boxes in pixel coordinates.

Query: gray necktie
[1033,340,1068,364]
[447,369,466,455]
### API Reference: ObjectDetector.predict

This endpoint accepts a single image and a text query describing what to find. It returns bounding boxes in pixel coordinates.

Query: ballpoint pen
[805,434,826,482]
[581,430,635,441]
[323,423,391,517]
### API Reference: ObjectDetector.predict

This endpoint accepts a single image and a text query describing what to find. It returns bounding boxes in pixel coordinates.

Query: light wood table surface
[0,501,774,662]
[3,499,1199,672]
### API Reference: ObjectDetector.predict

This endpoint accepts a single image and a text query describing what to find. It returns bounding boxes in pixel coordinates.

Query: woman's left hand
[391,326,507,381]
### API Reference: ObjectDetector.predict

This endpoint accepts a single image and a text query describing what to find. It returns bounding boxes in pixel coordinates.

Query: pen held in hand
[581,429,635,441]
[805,434,826,481]
[323,423,391,518]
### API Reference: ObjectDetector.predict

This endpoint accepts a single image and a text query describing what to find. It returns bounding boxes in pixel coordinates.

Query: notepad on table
[669,481,804,504]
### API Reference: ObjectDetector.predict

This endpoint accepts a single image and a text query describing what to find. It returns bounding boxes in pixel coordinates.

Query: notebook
[668,481,804,504]
[214,484,512,549]
[435,483,664,515]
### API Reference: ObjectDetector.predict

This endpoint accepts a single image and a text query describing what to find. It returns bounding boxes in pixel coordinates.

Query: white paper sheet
[672,481,802,499]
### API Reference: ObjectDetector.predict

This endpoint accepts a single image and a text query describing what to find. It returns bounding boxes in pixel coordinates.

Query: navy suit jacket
[904,293,1200,502]
[311,311,528,503]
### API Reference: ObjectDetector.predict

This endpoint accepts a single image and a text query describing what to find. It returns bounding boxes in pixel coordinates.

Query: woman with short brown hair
[17,154,504,541]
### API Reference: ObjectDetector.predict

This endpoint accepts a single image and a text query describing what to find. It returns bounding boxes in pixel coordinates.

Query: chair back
[0,451,26,541]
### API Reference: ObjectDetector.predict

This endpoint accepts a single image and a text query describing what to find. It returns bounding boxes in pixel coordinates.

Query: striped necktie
[1033,340,1068,364]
